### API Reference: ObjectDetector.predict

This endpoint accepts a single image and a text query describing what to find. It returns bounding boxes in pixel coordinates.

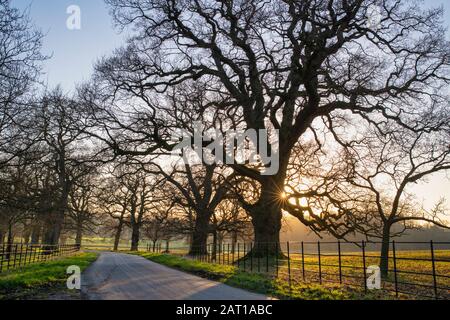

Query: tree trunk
[231,231,237,254]
[43,176,70,249]
[379,224,392,278]
[43,217,63,246]
[42,208,65,252]
[212,230,218,261]
[30,224,41,245]
[165,240,170,253]
[130,223,140,251]
[189,211,211,256]
[5,225,13,261]
[248,172,285,257]
[75,223,83,246]
[113,220,124,251]
[251,197,282,257]
[152,240,157,252]
[23,228,31,245]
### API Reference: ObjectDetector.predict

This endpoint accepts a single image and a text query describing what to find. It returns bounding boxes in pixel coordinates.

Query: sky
[10,0,450,211]
[11,0,126,91]
[11,0,450,92]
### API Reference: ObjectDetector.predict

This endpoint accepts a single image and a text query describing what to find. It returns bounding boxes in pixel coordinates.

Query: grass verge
[0,252,98,300]
[133,252,376,300]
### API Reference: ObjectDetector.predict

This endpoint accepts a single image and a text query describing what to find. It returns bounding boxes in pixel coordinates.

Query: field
[280,250,450,299]
[134,252,353,300]
[135,243,450,300]
[0,252,98,300]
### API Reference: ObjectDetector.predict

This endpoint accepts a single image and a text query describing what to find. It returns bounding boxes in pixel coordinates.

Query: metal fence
[146,240,450,300]
[0,243,80,273]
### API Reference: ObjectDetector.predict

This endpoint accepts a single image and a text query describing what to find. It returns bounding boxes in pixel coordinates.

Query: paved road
[81,252,271,300]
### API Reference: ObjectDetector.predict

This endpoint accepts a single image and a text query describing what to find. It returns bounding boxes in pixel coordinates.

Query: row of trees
[1,0,449,277]
[0,0,251,253]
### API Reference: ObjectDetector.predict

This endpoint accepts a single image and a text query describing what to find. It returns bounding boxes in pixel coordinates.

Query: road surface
[81,252,271,300]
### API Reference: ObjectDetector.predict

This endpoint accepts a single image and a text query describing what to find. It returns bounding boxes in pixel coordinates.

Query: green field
[0,252,98,300]
[135,249,450,300]
[85,240,449,299]
[134,252,353,300]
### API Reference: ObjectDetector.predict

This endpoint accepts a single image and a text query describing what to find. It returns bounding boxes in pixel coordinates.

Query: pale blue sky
[12,0,126,91]
[10,0,450,209]
[11,0,450,92]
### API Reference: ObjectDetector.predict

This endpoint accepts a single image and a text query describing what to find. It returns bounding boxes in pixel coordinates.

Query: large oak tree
[91,0,450,254]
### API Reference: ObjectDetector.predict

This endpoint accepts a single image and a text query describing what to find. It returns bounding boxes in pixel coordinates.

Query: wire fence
[0,243,80,273]
[7,240,448,299]
[142,240,450,300]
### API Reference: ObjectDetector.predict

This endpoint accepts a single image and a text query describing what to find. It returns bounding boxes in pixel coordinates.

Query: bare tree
[31,89,92,246]
[122,170,156,251]
[346,128,450,276]
[0,0,46,166]
[145,161,234,255]
[210,199,252,260]
[94,0,450,256]
[97,176,131,251]
[66,167,100,246]
[143,195,179,252]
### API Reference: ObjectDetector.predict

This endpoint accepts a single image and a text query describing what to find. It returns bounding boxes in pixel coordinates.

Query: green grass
[154,248,449,299]
[0,252,98,300]
[282,250,450,299]
[133,252,358,300]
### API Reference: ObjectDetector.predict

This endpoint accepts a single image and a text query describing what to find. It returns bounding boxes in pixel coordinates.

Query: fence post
[0,243,4,273]
[232,242,235,264]
[362,241,367,293]
[392,241,399,297]
[223,243,225,265]
[338,241,342,284]
[13,244,18,268]
[243,241,247,271]
[211,244,214,262]
[217,243,220,264]
[237,243,240,268]
[33,245,37,263]
[275,242,279,276]
[287,242,292,290]
[430,240,438,299]
[258,243,262,273]
[318,241,322,285]
[301,241,305,281]
[18,244,23,267]
[7,244,11,270]
[24,244,29,267]
[250,242,253,272]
